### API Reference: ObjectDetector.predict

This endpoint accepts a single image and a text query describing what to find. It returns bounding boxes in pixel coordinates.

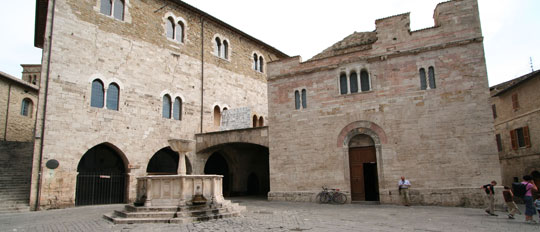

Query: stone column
[168,139,195,175]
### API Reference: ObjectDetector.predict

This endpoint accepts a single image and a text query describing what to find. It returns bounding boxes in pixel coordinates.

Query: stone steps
[104,201,245,224]
[0,141,33,213]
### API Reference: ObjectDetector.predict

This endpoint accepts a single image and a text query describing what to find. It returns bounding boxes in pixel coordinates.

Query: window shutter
[512,93,519,110]
[523,126,531,148]
[510,130,518,150]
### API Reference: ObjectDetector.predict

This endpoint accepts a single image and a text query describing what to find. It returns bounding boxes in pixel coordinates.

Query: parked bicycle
[316,187,347,204]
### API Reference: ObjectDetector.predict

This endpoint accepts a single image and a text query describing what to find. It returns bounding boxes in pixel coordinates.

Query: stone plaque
[220,107,252,131]
[46,159,59,169]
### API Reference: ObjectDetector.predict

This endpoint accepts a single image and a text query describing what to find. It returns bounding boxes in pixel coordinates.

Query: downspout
[35,0,56,211]
[200,17,204,133]
[3,84,11,141]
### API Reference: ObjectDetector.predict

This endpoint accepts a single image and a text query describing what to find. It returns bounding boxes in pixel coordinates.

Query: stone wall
[31,0,285,209]
[490,73,540,187]
[0,76,38,142]
[267,0,501,207]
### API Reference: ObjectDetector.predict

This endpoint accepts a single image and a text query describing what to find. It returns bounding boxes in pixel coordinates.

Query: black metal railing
[75,173,126,206]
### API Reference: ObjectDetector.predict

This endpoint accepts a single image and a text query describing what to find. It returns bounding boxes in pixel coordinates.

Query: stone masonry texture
[489,71,540,188]
[31,0,286,209]
[267,0,502,207]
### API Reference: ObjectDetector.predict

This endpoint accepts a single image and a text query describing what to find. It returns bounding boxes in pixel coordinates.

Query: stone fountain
[104,139,245,224]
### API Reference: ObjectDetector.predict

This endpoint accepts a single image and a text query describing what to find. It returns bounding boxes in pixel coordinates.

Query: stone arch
[77,142,130,173]
[337,121,387,201]
[337,121,387,148]
[75,142,128,206]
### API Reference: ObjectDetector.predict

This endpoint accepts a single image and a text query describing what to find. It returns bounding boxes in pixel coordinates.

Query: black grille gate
[75,172,126,206]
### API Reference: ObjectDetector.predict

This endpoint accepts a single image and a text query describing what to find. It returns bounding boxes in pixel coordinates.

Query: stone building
[490,70,540,188]
[0,65,40,142]
[30,0,287,209]
[267,0,501,206]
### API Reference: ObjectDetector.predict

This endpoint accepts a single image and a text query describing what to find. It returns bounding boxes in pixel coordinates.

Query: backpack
[512,182,527,198]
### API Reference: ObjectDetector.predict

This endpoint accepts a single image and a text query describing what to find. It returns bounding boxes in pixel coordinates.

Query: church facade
[267,0,501,206]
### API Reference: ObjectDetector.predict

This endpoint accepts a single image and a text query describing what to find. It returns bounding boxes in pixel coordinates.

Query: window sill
[213,55,230,62]
[337,90,373,97]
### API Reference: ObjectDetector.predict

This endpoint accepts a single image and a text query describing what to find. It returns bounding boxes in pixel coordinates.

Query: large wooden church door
[349,146,378,201]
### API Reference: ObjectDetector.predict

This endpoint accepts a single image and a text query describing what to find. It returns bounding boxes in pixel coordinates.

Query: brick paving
[0,198,538,231]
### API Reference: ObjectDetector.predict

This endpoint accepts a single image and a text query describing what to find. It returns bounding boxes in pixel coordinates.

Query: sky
[0,0,538,87]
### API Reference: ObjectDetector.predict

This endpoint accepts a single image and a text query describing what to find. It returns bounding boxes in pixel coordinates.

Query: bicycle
[316,187,347,204]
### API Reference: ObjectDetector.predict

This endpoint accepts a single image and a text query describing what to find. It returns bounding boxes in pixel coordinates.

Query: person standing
[522,175,538,224]
[502,186,520,219]
[398,176,411,206]
[482,180,497,216]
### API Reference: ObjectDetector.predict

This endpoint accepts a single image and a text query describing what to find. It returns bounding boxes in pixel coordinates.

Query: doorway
[348,135,379,201]
[75,143,126,206]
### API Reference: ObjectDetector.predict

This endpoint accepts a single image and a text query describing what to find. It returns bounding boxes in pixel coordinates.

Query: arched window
[100,0,112,16]
[166,17,174,39]
[176,21,184,43]
[301,89,307,109]
[91,79,104,108]
[173,97,182,120]
[215,37,222,57]
[339,73,348,95]
[349,72,358,93]
[419,68,427,90]
[222,40,229,59]
[21,98,33,117]
[162,95,171,119]
[253,115,257,127]
[428,66,436,89]
[213,106,221,127]
[106,83,119,111]
[294,90,300,109]
[258,116,264,127]
[259,56,264,73]
[113,0,124,20]
[253,54,258,70]
[360,70,370,92]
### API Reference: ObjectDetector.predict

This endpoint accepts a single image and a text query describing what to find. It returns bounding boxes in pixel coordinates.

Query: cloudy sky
[1,0,538,86]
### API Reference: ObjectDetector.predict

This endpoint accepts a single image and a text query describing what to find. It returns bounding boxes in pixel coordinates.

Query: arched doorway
[146,147,192,175]
[349,134,379,201]
[204,152,230,196]
[76,143,127,206]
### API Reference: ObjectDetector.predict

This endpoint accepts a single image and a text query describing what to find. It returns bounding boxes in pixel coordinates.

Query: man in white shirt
[398,176,411,206]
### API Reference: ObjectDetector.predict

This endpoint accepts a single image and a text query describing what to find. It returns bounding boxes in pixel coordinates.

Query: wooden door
[349,146,376,201]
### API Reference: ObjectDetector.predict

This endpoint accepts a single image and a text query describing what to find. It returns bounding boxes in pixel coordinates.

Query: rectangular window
[510,126,531,150]
[492,104,497,119]
[495,134,502,152]
[511,93,519,110]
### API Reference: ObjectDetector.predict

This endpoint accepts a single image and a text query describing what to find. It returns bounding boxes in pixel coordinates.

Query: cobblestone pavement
[0,197,538,232]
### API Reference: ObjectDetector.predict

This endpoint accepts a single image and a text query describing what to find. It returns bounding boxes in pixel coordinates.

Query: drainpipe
[35,0,56,211]
[3,84,11,141]
[200,17,204,133]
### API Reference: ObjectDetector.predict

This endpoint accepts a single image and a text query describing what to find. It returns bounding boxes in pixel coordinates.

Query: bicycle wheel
[316,192,330,203]
[332,192,347,204]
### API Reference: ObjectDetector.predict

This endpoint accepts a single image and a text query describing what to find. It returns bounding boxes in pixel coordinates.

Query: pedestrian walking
[521,175,538,224]
[482,180,497,216]
[398,176,411,206]
[502,186,520,219]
